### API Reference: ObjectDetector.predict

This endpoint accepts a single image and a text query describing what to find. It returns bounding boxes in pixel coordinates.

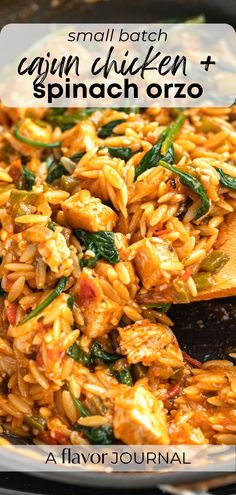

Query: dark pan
[0,0,236,25]
[0,0,236,489]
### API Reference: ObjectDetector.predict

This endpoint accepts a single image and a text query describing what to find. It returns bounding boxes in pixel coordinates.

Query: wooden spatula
[137,212,236,304]
[193,211,236,301]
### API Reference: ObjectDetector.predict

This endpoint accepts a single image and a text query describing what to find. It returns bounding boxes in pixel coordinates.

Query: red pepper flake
[53,431,70,445]
[153,228,170,237]
[183,351,202,368]
[40,431,58,445]
[168,383,181,399]
[36,351,43,368]
[78,274,99,307]
[146,135,157,145]
[181,268,192,282]
[6,302,17,325]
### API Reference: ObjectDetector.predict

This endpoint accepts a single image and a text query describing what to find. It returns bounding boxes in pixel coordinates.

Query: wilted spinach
[160,160,210,220]
[91,341,121,363]
[67,342,91,367]
[113,368,133,386]
[46,161,67,183]
[102,146,134,161]
[91,342,132,386]
[75,424,113,445]
[75,230,120,268]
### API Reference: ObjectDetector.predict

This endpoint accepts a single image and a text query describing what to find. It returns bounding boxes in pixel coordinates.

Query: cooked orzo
[0,104,235,445]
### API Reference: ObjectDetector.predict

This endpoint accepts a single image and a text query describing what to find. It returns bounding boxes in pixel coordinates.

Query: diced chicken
[168,408,207,445]
[76,271,122,338]
[62,120,97,156]
[134,238,183,289]
[0,104,47,125]
[62,189,118,231]
[118,320,184,368]
[38,230,73,275]
[113,385,169,444]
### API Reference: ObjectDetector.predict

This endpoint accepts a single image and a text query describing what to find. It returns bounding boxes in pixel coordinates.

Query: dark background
[0,0,236,493]
[0,0,236,26]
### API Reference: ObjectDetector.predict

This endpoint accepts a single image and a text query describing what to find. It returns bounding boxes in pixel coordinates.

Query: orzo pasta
[0,104,235,445]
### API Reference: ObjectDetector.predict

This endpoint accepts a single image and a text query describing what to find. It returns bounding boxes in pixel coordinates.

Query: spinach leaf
[47,221,56,231]
[46,109,96,130]
[75,424,113,445]
[113,368,133,386]
[67,295,75,311]
[134,130,174,179]
[67,342,91,367]
[70,151,86,161]
[103,146,134,161]
[91,342,132,385]
[70,386,113,445]
[161,113,185,155]
[98,119,125,138]
[18,277,68,325]
[135,113,185,180]
[14,121,60,148]
[91,341,121,363]
[46,161,67,183]
[160,161,210,220]
[74,230,120,268]
[22,165,36,190]
[217,168,236,190]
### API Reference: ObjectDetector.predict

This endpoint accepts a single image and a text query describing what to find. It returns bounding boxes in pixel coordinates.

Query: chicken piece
[4,118,54,158]
[62,189,118,231]
[62,120,97,156]
[118,320,184,368]
[134,238,183,290]
[38,229,73,275]
[113,385,169,444]
[76,271,122,338]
